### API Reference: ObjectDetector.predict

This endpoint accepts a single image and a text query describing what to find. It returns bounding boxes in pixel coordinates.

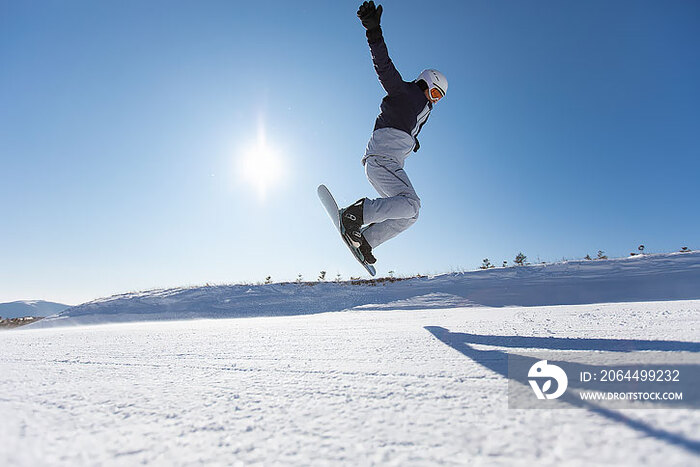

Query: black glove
[357,1,383,31]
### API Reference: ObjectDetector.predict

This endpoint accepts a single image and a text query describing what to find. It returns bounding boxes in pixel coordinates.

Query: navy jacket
[365,31,432,161]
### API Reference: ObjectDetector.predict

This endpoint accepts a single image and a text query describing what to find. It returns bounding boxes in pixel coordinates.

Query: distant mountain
[0,301,70,319]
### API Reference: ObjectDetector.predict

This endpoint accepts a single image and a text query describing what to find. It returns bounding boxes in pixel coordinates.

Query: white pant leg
[362,156,421,248]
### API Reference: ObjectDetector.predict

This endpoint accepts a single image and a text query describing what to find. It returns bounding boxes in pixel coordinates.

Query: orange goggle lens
[430,87,444,100]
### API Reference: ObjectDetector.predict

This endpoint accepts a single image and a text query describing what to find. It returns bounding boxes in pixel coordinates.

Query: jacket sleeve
[367,30,403,95]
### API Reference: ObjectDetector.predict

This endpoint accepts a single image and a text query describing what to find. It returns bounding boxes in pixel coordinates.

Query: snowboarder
[341,1,448,265]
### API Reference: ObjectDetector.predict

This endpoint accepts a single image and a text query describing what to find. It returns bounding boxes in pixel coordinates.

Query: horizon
[2,0,699,305]
[5,248,697,307]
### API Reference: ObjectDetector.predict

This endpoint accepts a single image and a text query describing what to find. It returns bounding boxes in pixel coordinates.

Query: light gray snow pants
[361,156,421,248]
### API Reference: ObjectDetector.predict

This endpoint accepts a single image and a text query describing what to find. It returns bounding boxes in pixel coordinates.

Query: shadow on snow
[424,326,700,456]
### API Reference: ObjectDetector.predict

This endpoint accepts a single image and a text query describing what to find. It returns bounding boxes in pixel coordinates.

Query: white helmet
[417,69,448,100]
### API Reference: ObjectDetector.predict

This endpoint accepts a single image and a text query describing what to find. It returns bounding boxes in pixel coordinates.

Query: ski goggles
[429,86,445,101]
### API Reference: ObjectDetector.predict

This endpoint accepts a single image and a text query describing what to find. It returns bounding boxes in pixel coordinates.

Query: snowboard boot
[359,236,376,264]
[340,198,365,248]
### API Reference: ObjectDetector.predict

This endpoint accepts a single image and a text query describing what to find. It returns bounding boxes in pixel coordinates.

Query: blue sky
[1,0,699,304]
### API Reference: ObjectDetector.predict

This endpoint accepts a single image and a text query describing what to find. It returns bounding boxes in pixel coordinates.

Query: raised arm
[357,2,403,95]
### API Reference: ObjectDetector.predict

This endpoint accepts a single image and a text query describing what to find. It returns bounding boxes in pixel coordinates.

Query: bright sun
[237,132,284,200]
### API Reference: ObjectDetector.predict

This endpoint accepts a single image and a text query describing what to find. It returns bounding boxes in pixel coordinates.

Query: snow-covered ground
[28,251,700,328]
[2,301,699,465]
[1,252,698,465]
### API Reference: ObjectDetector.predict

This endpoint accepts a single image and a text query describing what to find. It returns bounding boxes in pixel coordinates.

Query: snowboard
[317,184,377,276]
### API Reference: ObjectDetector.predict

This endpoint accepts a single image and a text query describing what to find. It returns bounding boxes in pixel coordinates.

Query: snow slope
[1,252,698,465]
[1,301,698,465]
[0,300,69,319]
[30,251,700,328]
